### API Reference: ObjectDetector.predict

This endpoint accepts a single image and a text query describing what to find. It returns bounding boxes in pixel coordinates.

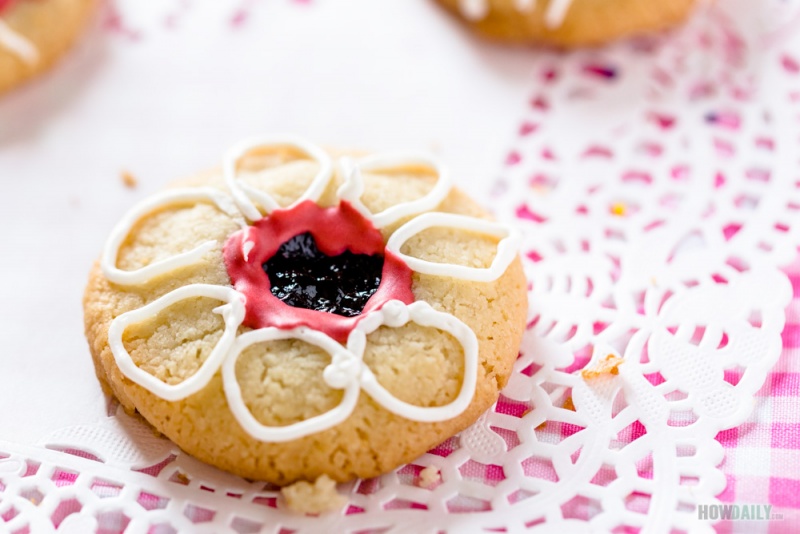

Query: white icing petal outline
[223,135,334,221]
[457,0,572,28]
[101,187,243,286]
[108,284,246,402]
[385,212,522,282]
[513,0,536,13]
[544,0,574,28]
[0,20,39,65]
[458,0,491,21]
[223,327,361,442]
[336,152,452,228]
[348,300,479,422]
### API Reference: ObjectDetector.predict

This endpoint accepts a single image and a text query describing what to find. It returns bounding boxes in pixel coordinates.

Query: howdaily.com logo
[697,504,783,522]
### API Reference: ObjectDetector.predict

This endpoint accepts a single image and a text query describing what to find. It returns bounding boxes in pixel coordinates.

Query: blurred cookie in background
[0,0,95,94]
[437,0,697,46]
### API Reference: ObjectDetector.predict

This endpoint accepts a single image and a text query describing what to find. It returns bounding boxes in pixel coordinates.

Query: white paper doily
[2,0,800,533]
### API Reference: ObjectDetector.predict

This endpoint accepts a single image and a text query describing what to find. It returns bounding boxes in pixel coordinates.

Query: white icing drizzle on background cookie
[102,136,520,442]
[457,0,575,28]
[459,0,491,20]
[0,20,38,65]
[544,0,574,28]
[514,0,536,12]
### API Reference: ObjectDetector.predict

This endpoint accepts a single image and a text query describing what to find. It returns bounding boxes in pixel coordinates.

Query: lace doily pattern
[484,2,800,531]
[3,1,800,532]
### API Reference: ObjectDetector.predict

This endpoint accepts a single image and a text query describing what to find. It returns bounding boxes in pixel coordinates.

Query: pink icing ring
[0,0,17,13]
[223,200,414,342]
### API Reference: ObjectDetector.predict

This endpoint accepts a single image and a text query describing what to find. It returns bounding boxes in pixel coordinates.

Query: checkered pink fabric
[715,257,800,534]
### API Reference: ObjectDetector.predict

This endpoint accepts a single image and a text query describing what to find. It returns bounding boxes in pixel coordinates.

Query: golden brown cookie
[0,0,95,94]
[437,0,697,47]
[84,136,528,485]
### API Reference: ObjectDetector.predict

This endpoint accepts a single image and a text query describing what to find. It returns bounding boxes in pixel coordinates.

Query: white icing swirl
[222,300,479,441]
[337,152,452,228]
[101,187,244,286]
[223,135,334,222]
[349,300,480,423]
[385,212,522,282]
[108,284,246,402]
[0,19,38,65]
[323,351,362,389]
[223,326,362,442]
[100,136,522,442]
[457,0,574,28]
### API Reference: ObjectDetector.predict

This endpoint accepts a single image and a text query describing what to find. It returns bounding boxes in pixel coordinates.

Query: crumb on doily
[418,465,440,488]
[610,202,627,216]
[121,171,138,188]
[581,354,624,380]
[281,474,346,514]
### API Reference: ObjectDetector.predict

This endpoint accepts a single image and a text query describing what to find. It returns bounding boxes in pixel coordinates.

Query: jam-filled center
[263,232,384,317]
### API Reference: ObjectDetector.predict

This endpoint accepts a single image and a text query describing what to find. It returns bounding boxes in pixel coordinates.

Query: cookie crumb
[581,354,624,380]
[610,202,627,216]
[562,396,575,411]
[121,171,138,188]
[282,474,346,514]
[418,465,440,488]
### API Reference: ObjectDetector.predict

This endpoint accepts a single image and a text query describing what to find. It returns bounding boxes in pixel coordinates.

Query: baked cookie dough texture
[0,0,95,94]
[84,136,528,485]
[438,0,697,46]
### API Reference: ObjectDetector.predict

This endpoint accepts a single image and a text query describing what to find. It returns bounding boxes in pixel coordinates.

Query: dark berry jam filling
[263,232,383,317]
[223,200,414,342]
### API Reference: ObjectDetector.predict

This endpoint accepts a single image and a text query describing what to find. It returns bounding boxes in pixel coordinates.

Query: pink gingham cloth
[715,257,800,533]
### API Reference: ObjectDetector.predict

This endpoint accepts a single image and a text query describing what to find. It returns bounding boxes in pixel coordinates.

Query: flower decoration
[102,135,521,442]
